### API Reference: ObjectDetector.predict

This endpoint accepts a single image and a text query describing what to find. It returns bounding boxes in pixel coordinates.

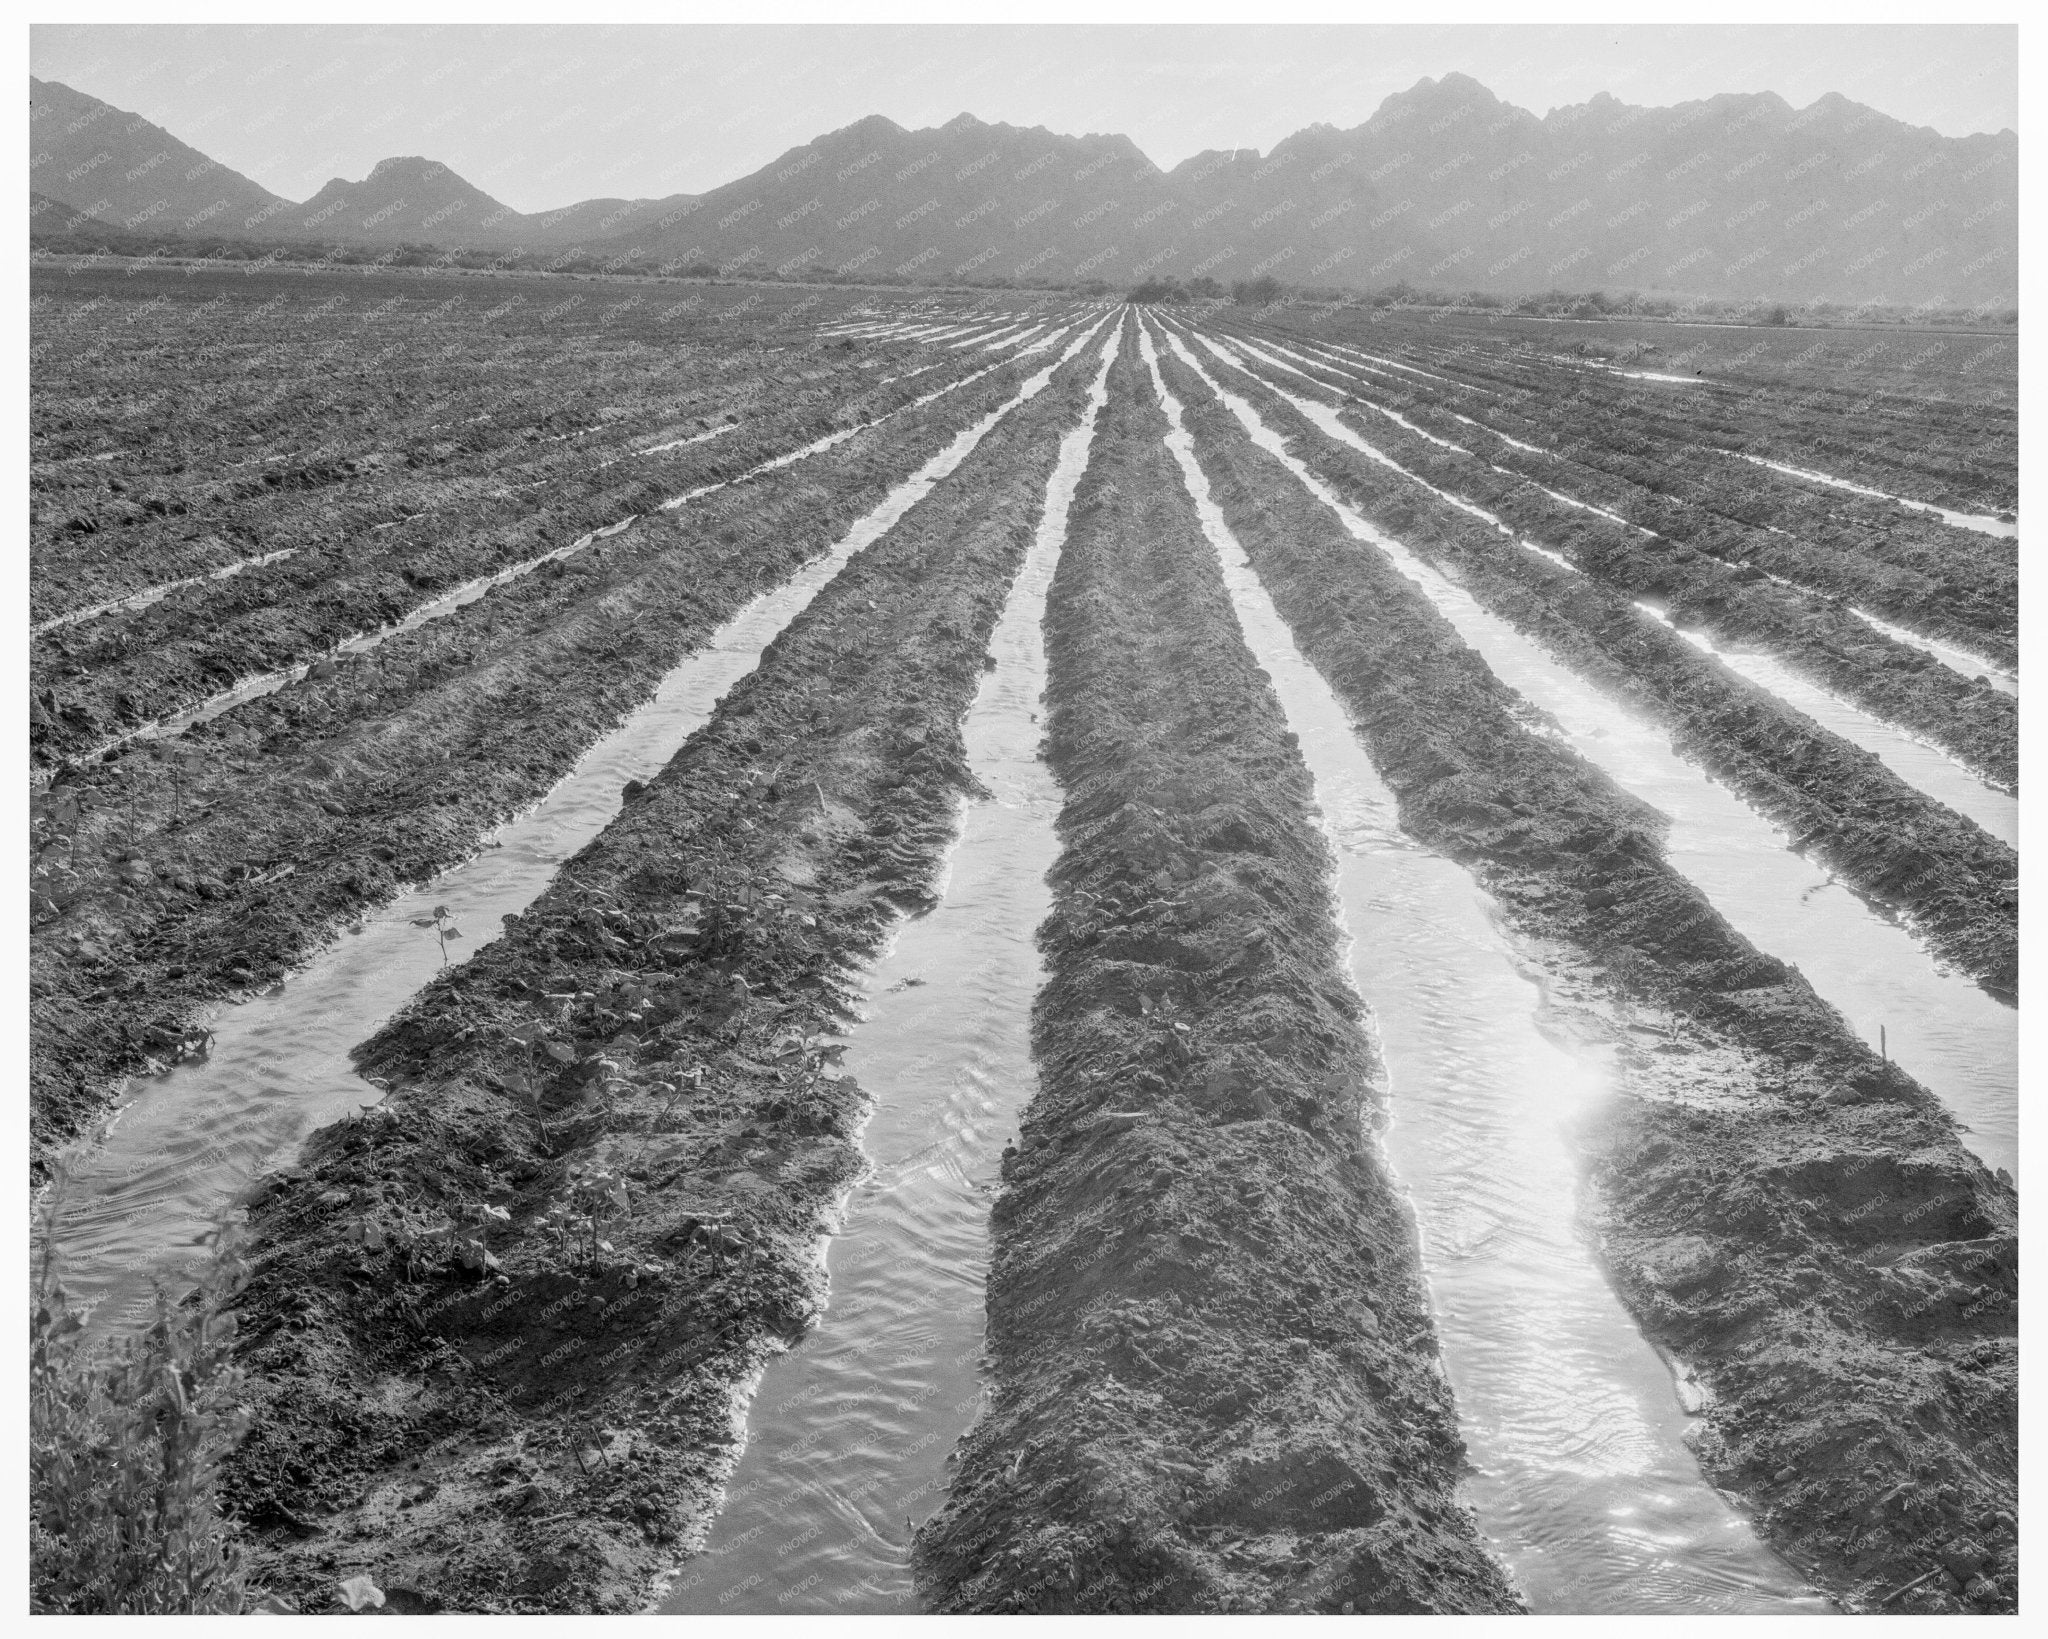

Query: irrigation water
[658,322,1122,1616]
[1140,324,1825,1614]
[43,321,1115,1339]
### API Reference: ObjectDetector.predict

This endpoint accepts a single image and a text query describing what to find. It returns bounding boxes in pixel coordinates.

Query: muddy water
[1634,605,2019,835]
[658,322,1122,1617]
[1165,326,2017,1177]
[45,322,1114,1338]
[1138,326,1825,1614]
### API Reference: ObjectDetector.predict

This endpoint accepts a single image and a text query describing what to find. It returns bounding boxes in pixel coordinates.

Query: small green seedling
[410,903,462,965]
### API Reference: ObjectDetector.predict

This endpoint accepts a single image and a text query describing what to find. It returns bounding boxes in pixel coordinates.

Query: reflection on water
[660,326,1118,1614]
[1143,322,1825,1614]
[1171,325,2015,1178]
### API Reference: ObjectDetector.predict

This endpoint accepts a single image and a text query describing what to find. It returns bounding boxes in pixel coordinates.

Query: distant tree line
[26,216,2014,326]
[1126,271,2017,328]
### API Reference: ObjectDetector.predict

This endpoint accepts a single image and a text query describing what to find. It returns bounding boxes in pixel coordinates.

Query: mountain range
[30,71,2017,305]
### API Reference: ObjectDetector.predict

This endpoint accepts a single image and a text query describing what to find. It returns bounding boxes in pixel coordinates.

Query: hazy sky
[31,24,2017,213]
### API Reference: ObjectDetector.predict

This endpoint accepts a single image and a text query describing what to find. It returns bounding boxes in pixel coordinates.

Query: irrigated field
[31,267,2016,1617]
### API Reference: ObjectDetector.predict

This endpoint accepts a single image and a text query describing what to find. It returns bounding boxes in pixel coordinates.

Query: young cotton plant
[539,1165,635,1273]
[411,903,462,966]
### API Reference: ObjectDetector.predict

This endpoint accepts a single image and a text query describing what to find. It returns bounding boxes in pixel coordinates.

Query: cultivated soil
[213,327,1107,1613]
[912,330,1522,1615]
[28,341,1041,1168]
[1192,341,2018,1003]
[31,282,2019,1619]
[1158,337,2017,1615]
[1230,332,2017,785]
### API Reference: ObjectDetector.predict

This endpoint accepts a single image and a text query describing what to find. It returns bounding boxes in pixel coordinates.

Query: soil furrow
[31,350,1026,766]
[1228,325,2015,651]
[1150,335,2017,1615]
[28,301,941,623]
[1231,328,2020,662]
[1210,331,2018,789]
[210,323,1109,1613]
[27,357,1056,1170]
[1182,332,2017,1003]
[912,324,1520,1615]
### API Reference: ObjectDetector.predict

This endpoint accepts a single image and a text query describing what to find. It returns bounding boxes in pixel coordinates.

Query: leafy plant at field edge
[30,1179,277,1613]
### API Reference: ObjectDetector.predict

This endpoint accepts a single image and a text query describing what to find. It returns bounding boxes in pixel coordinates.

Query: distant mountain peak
[825,113,906,143]
[1435,70,1497,96]
[366,155,449,180]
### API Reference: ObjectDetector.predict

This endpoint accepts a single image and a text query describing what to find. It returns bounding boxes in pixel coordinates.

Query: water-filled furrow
[46,320,1115,1337]
[972,323,1048,352]
[1734,453,2018,539]
[32,548,301,637]
[635,422,740,457]
[1182,336,1506,533]
[1203,328,1648,535]
[1208,357,2022,798]
[1136,323,1822,1614]
[657,351,1042,511]
[1224,336,1472,451]
[1846,607,2018,697]
[1161,326,2016,1177]
[1253,334,2009,572]
[1307,336,1467,387]
[43,516,643,779]
[823,322,969,346]
[659,324,1119,1617]
[950,322,1029,349]
[1634,603,2018,837]
[1186,331,1652,558]
[1199,334,2013,789]
[1218,352,2016,802]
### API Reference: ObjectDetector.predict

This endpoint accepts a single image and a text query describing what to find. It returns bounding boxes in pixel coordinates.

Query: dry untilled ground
[31,265,2015,1613]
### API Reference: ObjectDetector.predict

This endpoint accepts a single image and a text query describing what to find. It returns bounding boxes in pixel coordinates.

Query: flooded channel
[1141,324,1826,1614]
[658,322,1120,1615]
[1165,326,2017,1172]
